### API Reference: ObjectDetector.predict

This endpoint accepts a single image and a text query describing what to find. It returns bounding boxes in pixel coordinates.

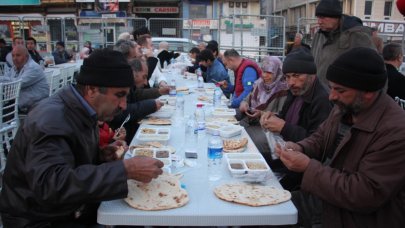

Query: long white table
[97,71,298,226]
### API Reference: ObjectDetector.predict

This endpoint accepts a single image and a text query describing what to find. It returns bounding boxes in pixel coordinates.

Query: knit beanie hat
[282,48,317,74]
[316,0,342,18]
[76,48,134,87]
[326,47,387,91]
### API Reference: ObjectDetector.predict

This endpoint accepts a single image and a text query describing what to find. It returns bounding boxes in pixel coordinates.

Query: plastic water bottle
[176,93,185,118]
[195,104,205,136]
[196,68,204,89]
[169,79,177,97]
[207,130,223,181]
[185,116,198,154]
[213,84,222,107]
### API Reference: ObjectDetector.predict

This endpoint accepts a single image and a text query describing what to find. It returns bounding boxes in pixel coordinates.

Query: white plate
[135,128,170,144]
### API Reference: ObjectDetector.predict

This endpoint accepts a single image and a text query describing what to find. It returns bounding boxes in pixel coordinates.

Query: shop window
[190,4,207,18]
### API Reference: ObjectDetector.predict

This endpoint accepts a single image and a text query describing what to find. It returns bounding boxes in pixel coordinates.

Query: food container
[135,128,170,144]
[225,153,271,182]
[219,125,243,138]
[206,122,232,135]
[212,108,236,117]
[130,147,172,168]
[147,106,175,119]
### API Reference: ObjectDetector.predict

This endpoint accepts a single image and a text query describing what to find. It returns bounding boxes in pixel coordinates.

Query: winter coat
[279,77,332,142]
[386,63,405,100]
[0,86,128,226]
[311,15,375,89]
[298,93,405,228]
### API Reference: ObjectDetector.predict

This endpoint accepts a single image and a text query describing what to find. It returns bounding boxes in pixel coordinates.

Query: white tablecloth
[97,71,298,226]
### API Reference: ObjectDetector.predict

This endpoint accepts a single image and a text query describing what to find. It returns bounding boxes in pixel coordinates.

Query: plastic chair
[395,96,405,110]
[0,80,22,190]
[46,70,63,96]
[0,62,9,76]
[64,65,75,85]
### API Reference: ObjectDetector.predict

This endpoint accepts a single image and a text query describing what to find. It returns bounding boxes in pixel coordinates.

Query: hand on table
[239,101,249,113]
[159,86,170,95]
[217,80,228,89]
[113,127,127,141]
[99,140,128,162]
[124,157,164,183]
[245,109,261,119]
[277,144,310,173]
[260,112,285,133]
[155,100,164,110]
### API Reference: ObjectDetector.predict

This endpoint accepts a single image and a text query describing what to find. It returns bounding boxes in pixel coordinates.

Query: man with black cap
[260,48,332,190]
[52,41,72,64]
[0,49,164,227]
[312,0,375,89]
[276,47,405,227]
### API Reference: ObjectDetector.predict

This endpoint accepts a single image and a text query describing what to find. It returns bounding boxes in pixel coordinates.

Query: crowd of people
[0,0,405,227]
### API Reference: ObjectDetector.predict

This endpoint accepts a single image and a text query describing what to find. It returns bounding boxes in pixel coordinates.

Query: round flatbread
[223,146,247,153]
[125,174,189,211]
[223,138,248,151]
[214,183,291,207]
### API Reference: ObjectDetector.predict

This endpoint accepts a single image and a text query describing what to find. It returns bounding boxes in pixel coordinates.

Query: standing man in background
[311,0,375,89]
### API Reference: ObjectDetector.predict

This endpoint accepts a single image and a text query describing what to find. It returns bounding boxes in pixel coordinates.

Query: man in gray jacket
[3,45,49,113]
[311,0,375,89]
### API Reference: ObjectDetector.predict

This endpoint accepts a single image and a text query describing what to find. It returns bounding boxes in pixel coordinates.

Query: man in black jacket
[383,42,405,100]
[0,49,164,227]
[260,48,332,190]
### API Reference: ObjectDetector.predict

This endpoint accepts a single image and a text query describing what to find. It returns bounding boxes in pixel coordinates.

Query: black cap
[326,47,387,91]
[282,48,317,75]
[77,48,134,87]
[315,0,342,18]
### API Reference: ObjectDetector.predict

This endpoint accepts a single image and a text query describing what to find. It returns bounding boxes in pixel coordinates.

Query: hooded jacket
[311,15,375,89]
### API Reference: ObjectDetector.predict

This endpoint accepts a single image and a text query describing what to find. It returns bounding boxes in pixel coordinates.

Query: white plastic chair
[46,71,63,96]
[0,62,9,76]
[395,96,405,110]
[65,65,75,85]
[0,80,22,190]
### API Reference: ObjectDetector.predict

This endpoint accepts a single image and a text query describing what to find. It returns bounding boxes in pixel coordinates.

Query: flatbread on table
[125,173,189,211]
[214,183,291,207]
[142,117,172,125]
[223,138,248,152]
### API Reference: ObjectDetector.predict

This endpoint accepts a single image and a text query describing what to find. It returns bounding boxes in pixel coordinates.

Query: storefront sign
[0,0,40,5]
[133,7,179,14]
[183,19,219,29]
[363,20,405,36]
[76,0,130,2]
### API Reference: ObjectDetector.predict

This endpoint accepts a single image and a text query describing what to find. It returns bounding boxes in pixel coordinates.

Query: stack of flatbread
[176,87,189,94]
[125,173,189,210]
[214,183,291,206]
[223,138,248,152]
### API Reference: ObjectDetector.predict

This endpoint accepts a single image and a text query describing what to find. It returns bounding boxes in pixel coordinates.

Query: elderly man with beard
[276,47,405,227]
[260,48,332,191]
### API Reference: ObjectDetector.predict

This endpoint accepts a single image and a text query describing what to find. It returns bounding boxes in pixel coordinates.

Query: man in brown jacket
[277,47,405,227]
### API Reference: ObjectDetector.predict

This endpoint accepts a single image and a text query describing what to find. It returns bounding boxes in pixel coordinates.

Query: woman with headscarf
[238,56,289,155]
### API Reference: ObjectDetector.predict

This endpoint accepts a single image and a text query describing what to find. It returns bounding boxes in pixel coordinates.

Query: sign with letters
[363,20,405,36]
[133,7,179,14]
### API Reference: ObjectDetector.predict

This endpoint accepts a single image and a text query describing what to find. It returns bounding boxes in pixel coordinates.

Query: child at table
[98,121,127,161]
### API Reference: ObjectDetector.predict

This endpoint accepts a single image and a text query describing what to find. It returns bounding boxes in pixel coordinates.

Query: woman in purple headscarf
[239,56,289,154]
